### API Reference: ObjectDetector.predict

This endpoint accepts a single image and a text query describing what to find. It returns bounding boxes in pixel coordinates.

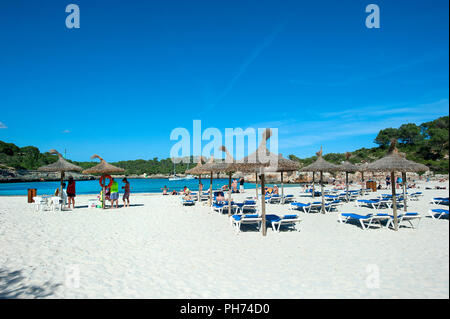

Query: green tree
[374,128,398,147]
[398,123,422,144]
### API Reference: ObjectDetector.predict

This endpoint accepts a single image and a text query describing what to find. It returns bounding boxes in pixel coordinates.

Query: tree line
[1,116,448,175]
[288,116,449,174]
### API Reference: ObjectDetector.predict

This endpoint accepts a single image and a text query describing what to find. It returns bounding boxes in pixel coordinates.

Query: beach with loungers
[0,179,448,298]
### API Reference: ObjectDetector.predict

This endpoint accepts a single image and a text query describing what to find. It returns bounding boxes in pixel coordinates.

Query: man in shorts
[239,177,245,193]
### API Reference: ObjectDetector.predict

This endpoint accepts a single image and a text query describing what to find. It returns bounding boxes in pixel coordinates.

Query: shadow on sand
[0,268,61,299]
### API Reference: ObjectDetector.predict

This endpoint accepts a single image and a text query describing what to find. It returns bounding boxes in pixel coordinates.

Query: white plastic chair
[33,196,47,212]
[50,196,62,211]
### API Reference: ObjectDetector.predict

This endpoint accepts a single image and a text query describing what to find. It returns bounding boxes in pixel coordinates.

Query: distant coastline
[0,169,175,184]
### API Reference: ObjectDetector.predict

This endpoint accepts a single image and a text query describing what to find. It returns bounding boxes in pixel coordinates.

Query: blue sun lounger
[356,199,381,209]
[428,209,449,219]
[338,213,391,230]
[282,194,295,204]
[430,197,450,205]
[289,202,311,213]
[265,194,281,204]
[212,201,237,214]
[235,200,257,214]
[182,198,195,206]
[409,192,423,201]
[386,212,422,229]
[324,200,341,212]
[266,214,301,232]
[230,214,262,233]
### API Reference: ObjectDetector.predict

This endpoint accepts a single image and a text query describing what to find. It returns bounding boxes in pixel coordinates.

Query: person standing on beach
[396,176,402,189]
[110,178,119,209]
[239,177,245,193]
[67,177,76,209]
[122,178,130,208]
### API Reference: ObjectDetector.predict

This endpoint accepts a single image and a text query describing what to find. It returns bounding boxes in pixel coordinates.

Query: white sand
[0,181,448,299]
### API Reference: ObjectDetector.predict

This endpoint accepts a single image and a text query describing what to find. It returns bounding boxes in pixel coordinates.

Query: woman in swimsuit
[122,178,130,208]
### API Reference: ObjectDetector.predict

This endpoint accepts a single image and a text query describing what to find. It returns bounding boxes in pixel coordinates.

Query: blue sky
[0,0,448,162]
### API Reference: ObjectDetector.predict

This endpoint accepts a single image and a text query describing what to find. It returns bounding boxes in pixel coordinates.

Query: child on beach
[162,185,169,195]
[110,178,119,209]
[55,183,68,208]
[67,177,76,209]
[122,178,130,208]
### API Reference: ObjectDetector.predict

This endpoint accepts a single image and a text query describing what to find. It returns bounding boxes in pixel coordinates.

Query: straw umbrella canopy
[227,128,288,236]
[203,156,217,206]
[300,147,340,213]
[366,139,428,230]
[357,161,369,183]
[338,152,359,201]
[397,153,429,211]
[185,156,206,200]
[193,155,217,206]
[38,149,83,196]
[195,146,236,214]
[82,155,125,209]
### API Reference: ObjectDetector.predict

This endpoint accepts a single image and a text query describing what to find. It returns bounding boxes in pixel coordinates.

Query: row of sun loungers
[289,200,341,213]
[338,212,423,230]
[229,213,302,233]
[430,197,449,205]
[181,188,448,233]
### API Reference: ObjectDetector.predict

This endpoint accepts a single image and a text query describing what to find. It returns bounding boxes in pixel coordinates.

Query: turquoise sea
[0,178,303,196]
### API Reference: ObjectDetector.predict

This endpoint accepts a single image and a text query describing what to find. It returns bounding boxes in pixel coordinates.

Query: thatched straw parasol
[185,156,206,201]
[227,128,286,236]
[366,139,428,230]
[38,149,83,197]
[338,152,359,201]
[196,155,217,206]
[82,155,125,209]
[300,147,340,213]
[195,146,236,214]
[357,161,369,182]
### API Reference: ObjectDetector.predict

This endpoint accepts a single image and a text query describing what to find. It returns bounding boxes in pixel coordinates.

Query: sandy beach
[0,181,448,299]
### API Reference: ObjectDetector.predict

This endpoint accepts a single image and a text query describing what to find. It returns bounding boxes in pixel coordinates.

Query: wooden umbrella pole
[198,174,202,202]
[312,172,315,198]
[255,173,258,200]
[102,174,105,209]
[261,173,266,236]
[281,171,284,204]
[320,171,325,214]
[391,171,398,230]
[402,171,407,212]
[209,172,213,206]
[60,171,65,198]
[346,171,349,202]
[228,172,232,217]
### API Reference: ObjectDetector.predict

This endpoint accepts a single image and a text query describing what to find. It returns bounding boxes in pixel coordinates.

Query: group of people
[162,177,246,198]
[100,178,131,209]
[54,176,76,209]
[265,184,279,195]
[220,177,245,193]
[54,177,131,210]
